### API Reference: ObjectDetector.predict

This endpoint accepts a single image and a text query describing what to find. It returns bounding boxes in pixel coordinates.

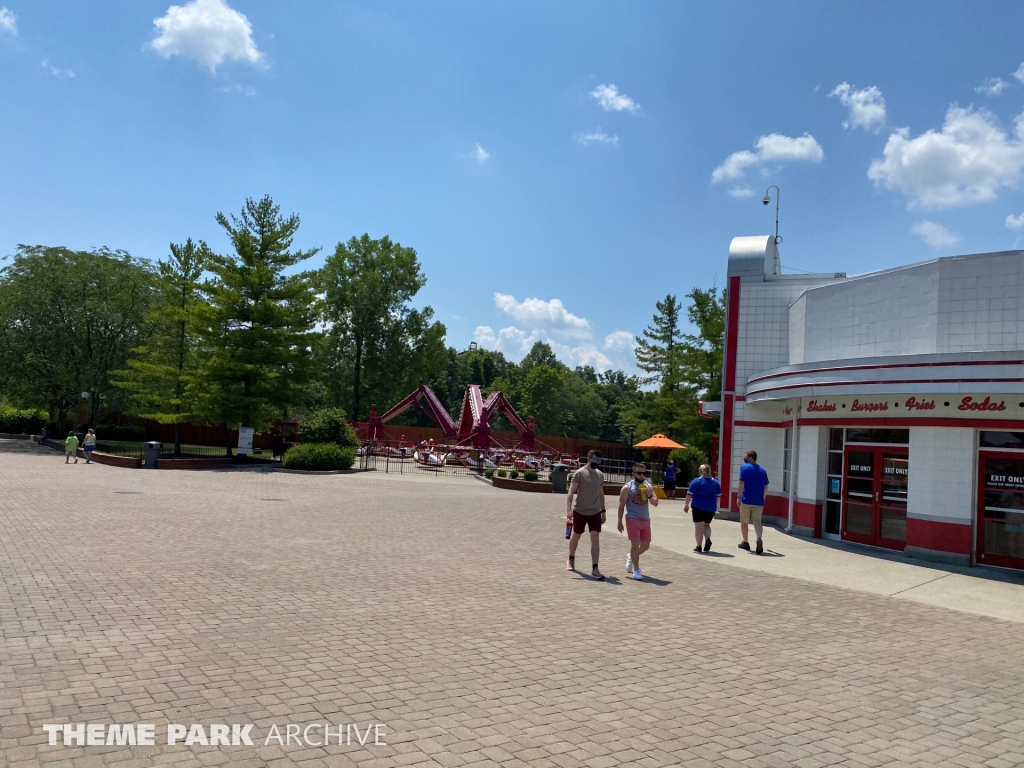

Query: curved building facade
[716,236,1024,569]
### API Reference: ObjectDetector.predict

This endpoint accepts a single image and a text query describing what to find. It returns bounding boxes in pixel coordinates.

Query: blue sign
[830,477,841,494]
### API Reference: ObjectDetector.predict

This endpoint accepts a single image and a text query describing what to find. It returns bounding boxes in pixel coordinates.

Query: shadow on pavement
[632,575,672,586]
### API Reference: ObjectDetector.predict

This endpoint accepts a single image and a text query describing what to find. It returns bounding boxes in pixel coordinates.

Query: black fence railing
[95,441,266,459]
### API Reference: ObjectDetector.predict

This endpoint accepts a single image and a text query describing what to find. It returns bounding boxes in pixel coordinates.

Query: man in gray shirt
[566,449,607,579]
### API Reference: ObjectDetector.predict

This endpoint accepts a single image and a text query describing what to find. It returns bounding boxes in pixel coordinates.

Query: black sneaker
[738,541,751,551]
[693,546,702,553]
[756,539,763,555]
[703,539,712,552]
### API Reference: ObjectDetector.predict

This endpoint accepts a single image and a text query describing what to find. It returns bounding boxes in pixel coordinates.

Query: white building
[714,236,1024,570]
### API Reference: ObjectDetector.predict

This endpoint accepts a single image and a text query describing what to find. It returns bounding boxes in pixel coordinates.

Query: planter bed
[75,449,142,469]
[492,476,553,493]
[157,457,233,470]
[0,433,31,440]
[275,467,367,475]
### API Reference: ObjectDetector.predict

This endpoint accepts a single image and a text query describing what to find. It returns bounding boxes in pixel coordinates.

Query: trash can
[550,463,569,494]
[143,441,162,469]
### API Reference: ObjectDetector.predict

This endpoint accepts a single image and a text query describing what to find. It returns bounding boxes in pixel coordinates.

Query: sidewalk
[649,502,1024,624]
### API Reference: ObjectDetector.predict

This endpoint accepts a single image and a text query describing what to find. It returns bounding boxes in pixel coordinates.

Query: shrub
[484,468,494,478]
[0,407,47,434]
[668,445,708,467]
[298,408,359,448]
[509,469,520,479]
[523,470,538,481]
[282,442,356,471]
[497,469,507,478]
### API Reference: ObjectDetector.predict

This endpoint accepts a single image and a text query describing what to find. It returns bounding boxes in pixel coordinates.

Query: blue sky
[4,1,1024,372]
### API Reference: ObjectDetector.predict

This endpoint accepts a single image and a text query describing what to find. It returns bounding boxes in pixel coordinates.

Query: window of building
[844,428,910,445]
[824,428,844,536]
[783,428,792,493]
[979,431,1024,450]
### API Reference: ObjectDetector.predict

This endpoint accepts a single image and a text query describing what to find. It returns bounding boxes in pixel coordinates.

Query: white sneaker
[626,554,633,573]
[633,568,643,580]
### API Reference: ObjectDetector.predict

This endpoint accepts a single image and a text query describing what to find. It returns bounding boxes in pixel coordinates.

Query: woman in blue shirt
[684,464,722,553]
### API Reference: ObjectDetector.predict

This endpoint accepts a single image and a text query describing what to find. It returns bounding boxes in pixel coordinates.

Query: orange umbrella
[633,433,685,450]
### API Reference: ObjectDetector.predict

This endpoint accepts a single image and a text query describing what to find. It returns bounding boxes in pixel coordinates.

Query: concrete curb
[274,467,371,475]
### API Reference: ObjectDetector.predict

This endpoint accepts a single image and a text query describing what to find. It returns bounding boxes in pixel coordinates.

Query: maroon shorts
[572,510,604,534]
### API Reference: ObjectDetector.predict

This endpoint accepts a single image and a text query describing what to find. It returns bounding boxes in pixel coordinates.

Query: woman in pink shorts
[616,462,659,580]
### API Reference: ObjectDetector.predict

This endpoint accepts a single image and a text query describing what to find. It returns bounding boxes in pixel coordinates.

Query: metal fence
[95,441,252,459]
[356,441,572,479]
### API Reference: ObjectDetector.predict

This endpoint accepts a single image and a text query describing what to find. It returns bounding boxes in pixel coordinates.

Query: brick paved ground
[2,438,1024,768]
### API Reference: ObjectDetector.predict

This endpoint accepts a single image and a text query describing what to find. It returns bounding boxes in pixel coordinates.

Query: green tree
[519,360,606,439]
[0,246,155,433]
[634,295,683,387]
[197,196,319,453]
[320,234,447,421]
[679,287,726,400]
[113,239,209,454]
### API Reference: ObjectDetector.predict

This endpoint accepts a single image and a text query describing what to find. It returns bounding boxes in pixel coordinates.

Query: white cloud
[603,331,635,353]
[867,106,1024,209]
[1006,212,1024,229]
[494,294,590,337]
[578,128,618,146]
[474,325,614,370]
[41,59,75,79]
[712,133,824,183]
[0,7,16,34]
[150,0,262,73]
[1015,63,1024,84]
[912,220,960,249]
[976,77,1010,97]
[590,83,640,113]
[550,341,612,370]
[470,143,489,163]
[473,326,497,347]
[829,82,886,131]
[728,185,754,198]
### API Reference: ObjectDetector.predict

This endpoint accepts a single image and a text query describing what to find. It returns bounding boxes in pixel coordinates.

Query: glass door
[842,446,908,551]
[977,453,1024,569]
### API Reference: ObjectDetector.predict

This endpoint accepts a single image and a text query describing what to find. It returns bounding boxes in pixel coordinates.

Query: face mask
[590,459,602,468]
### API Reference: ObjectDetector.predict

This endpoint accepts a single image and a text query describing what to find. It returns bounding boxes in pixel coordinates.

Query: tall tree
[197,196,319,452]
[0,246,155,433]
[679,287,726,400]
[320,234,447,421]
[113,239,209,454]
[634,294,683,387]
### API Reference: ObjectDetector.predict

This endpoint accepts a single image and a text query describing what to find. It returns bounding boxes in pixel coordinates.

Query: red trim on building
[907,517,971,555]
[724,276,740,393]
[735,420,790,428]
[799,416,1024,429]
[748,358,1024,385]
[718,275,742,500]
[749,377,1024,396]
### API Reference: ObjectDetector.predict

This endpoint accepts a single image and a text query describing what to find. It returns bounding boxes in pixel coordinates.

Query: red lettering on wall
[851,399,889,412]
[958,396,1006,412]
[806,399,837,413]
[904,397,936,411]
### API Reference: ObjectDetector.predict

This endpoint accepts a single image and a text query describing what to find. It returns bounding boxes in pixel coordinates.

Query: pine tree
[196,197,319,453]
[634,295,683,388]
[113,239,208,454]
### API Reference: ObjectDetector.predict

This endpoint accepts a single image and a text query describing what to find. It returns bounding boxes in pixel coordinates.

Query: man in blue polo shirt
[737,449,769,554]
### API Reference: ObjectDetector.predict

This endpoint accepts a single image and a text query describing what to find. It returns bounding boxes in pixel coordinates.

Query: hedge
[282,442,357,471]
[0,407,47,434]
[523,470,538,481]
[299,408,359,448]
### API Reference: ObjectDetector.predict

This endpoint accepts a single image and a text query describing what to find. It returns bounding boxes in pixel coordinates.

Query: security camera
[762,196,771,206]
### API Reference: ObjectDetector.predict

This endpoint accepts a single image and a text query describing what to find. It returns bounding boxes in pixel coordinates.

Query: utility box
[143,441,162,469]
[550,463,569,494]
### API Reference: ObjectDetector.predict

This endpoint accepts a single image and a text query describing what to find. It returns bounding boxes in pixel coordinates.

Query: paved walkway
[3,438,1024,768]
[647,503,1024,624]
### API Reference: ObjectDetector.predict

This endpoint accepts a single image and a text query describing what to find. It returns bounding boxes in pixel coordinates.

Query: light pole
[627,424,636,461]
[762,185,781,244]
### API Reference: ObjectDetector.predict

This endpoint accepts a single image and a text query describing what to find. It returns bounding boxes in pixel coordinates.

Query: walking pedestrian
[64,431,79,464]
[738,449,770,554]
[618,462,659,580]
[566,449,607,579]
[684,464,721,552]
[82,429,97,464]
[663,459,678,499]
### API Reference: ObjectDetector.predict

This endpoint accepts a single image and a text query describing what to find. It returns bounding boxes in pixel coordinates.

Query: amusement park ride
[357,384,572,470]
